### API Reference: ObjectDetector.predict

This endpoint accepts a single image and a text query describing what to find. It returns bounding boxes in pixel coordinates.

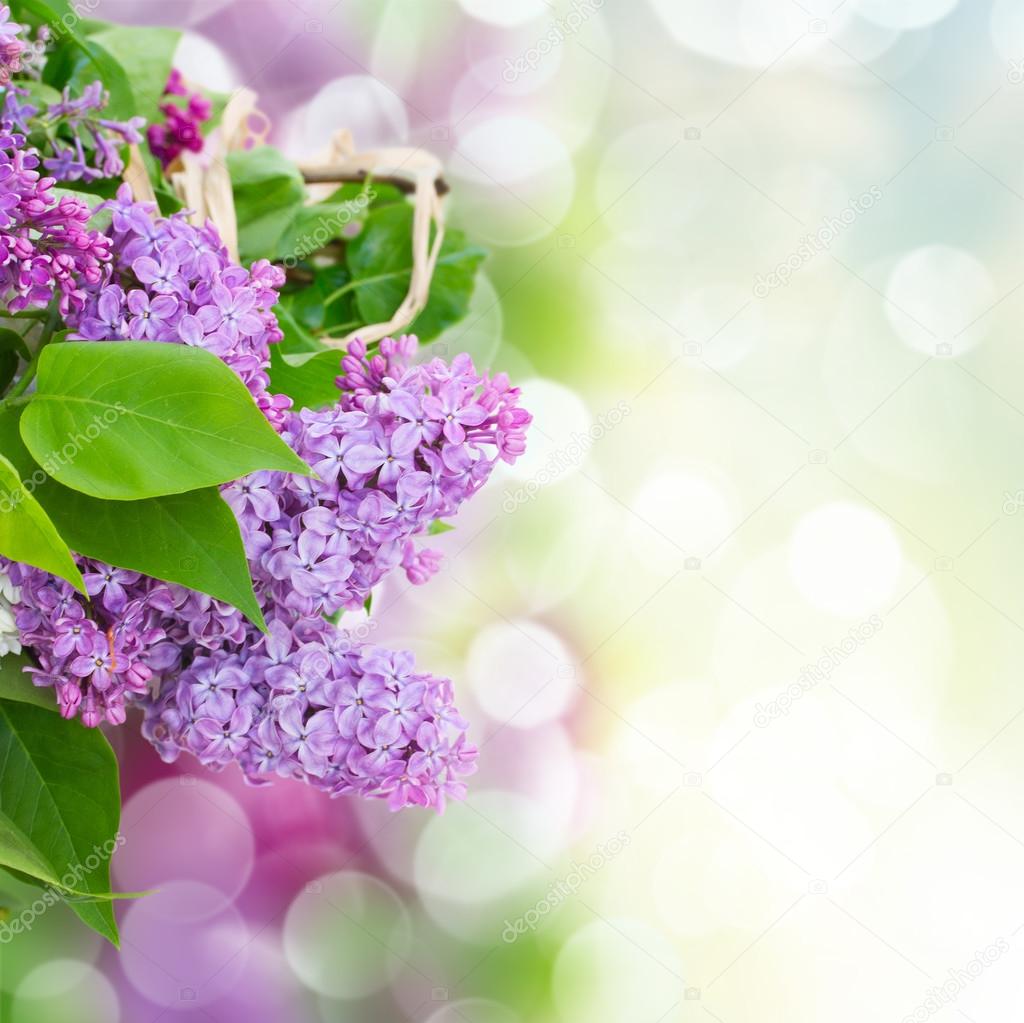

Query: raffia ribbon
[124,89,447,350]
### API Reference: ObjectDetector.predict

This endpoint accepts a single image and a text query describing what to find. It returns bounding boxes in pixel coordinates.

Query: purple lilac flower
[0,5,23,85]
[65,183,286,415]
[0,126,112,313]
[4,185,530,812]
[5,78,148,183]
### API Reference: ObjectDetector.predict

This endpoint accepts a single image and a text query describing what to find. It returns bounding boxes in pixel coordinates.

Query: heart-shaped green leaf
[0,691,122,944]
[0,405,265,629]
[0,453,85,593]
[20,341,311,501]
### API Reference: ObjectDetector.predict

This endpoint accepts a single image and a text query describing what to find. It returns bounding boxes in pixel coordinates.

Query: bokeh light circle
[449,116,575,246]
[415,789,562,905]
[885,244,994,355]
[283,871,412,1000]
[121,882,250,1008]
[553,919,681,1021]
[12,960,119,1023]
[289,75,409,157]
[627,467,737,564]
[457,0,549,27]
[426,999,520,1023]
[115,777,255,901]
[500,377,592,483]
[173,31,240,92]
[788,501,904,617]
[466,619,576,728]
[646,0,847,67]
[851,0,959,30]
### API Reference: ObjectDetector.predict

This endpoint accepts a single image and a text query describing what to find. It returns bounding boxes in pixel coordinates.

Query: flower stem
[4,304,60,400]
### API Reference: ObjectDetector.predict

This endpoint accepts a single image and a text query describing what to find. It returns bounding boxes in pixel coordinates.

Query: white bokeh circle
[283,871,412,1000]
[851,0,959,30]
[627,467,737,564]
[449,116,575,246]
[288,75,409,158]
[121,882,249,1007]
[885,244,995,355]
[115,777,255,902]
[173,31,241,93]
[499,377,592,484]
[466,619,576,728]
[788,501,904,617]
[12,960,119,1023]
[646,0,849,67]
[415,789,563,905]
[457,0,549,27]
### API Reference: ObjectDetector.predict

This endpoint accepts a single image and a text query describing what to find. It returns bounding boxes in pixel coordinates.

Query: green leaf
[428,519,455,535]
[78,25,179,125]
[0,654,56,712]
[14,78,61,109]
[0,694,121,944]
[0,371,273,623]
[274,199,370,263]
[19,0,136,120]
[229,147,307,263]
[346,204,486,341]
[275,302,326,358]
[46,488,266,631]
[0,404,265,628]
[280,263,359,342]
[268,345,341,411]
[0,352,18,394]
[19,341,311,501]
[0,453,85,593]
[0,330,33,364]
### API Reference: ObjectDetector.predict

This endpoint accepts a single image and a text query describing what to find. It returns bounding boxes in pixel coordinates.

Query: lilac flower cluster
[0,10,141,183]
[225,336,532,619]
[34,82,145,182]
[6,559,158,726]
[4,562,477,809]
[0,125,111,313]
[147,69,211,169]
[67,184,288,423]
[6,186,530,810]
[135,340,528,808]
[142,613,478,809]
[0,6,23,85]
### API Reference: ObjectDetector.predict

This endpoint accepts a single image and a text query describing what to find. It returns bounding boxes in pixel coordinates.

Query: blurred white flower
[0,571,22,657]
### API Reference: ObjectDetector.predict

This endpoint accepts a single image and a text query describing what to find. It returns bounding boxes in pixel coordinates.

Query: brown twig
[302,170,450,197]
